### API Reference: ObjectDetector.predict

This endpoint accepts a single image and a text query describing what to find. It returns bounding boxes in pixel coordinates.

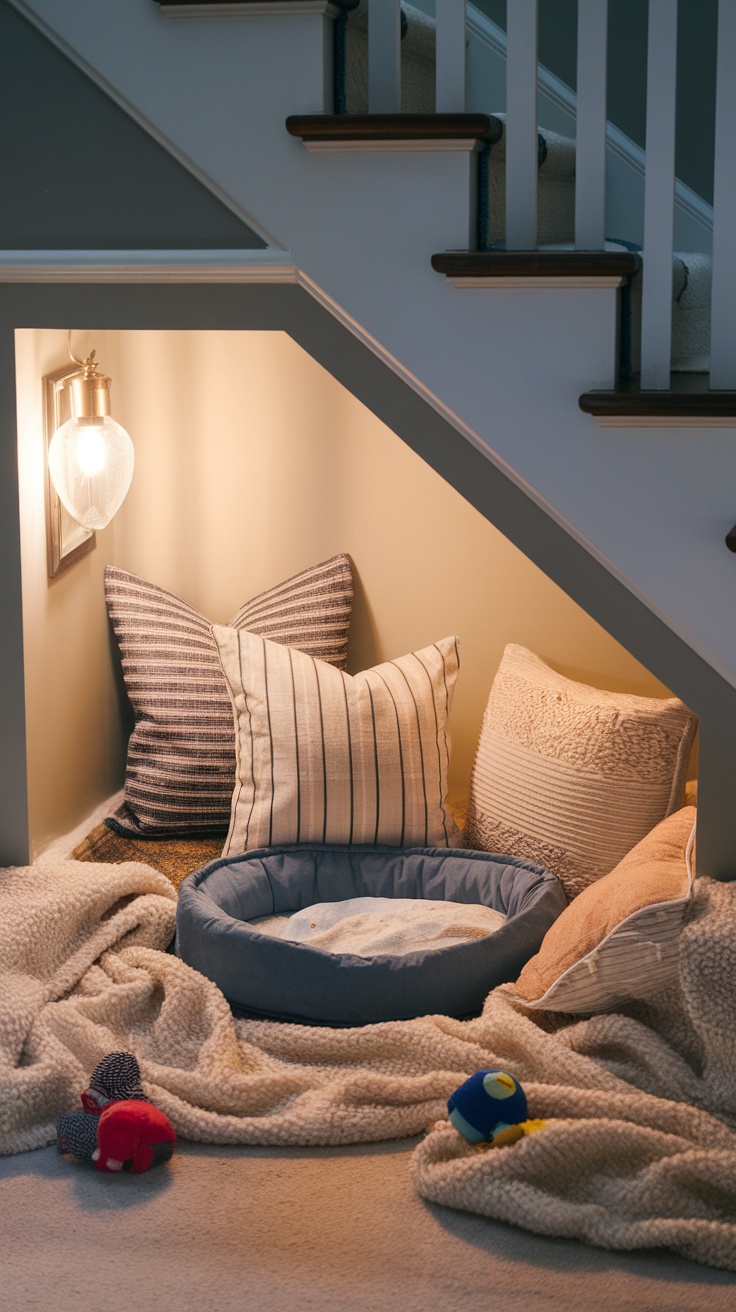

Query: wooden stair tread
[432,250,641,279]
[286,114,503,144]
[580,374,736,420]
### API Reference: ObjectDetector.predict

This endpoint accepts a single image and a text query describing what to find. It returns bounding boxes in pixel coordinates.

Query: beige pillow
[213,628,460,856]
[514,806,696,1013]
[464,644,697,900]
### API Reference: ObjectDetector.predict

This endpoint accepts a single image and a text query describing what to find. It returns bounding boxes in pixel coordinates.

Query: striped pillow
[105,556,353,835]
[514,806,695,1013]
[212,627,460,855]
[464,644,697,901]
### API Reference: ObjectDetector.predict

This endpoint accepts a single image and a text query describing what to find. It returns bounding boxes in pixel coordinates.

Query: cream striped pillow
[464,645,697,901]
[514,806,695,1013]
[213,628,460,855]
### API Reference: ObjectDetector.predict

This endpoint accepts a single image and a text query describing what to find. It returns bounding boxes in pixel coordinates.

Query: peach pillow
[514,806,695,1013]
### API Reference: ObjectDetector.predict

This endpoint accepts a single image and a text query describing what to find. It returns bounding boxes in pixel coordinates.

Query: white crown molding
[0,249,298,283]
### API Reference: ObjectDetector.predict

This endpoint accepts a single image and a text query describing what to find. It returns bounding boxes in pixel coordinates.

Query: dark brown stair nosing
[580,374,736,425]
[432,250,642,280]
[286,114,503,145]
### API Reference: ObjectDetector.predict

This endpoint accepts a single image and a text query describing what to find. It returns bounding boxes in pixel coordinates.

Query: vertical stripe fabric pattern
[105,556,353,835]
[213,628,460,856]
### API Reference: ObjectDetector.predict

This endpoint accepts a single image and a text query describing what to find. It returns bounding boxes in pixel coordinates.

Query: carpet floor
[3,1138,735,1312]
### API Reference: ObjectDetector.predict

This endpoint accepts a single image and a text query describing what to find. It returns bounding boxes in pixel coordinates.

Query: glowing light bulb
[48,414,134,531]
[46,343,134,532]
[76,423,107,477]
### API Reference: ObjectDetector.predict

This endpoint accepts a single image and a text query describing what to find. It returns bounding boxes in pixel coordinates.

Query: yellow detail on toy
[476,1118,548,1151]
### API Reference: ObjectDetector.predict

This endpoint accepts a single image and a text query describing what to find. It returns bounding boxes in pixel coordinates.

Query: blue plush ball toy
[447,1069,527,1144]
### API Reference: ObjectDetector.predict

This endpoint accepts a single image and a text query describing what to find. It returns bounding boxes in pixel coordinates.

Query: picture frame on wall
[43,362,96,578]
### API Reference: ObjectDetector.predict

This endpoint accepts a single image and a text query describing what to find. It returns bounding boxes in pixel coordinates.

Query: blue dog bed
[176,844,567,1026]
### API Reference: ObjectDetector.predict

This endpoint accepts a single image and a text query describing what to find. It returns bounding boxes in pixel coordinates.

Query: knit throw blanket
[4,858,736,1271]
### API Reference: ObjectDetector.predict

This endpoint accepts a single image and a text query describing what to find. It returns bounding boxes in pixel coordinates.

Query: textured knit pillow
[105,556,353,835]
[513,806,695,1013]
[464,644,697,901]
[212,627,460,855]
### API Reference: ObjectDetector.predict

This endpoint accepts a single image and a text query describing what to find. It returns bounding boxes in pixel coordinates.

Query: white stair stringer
[8,4,736,802]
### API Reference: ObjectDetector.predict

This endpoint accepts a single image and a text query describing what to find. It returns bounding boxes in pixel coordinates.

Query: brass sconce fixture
[44,334,134,576]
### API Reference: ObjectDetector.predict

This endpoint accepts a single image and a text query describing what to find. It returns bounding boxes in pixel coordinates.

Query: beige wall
[16,328,128,857]
[17,327,687,855]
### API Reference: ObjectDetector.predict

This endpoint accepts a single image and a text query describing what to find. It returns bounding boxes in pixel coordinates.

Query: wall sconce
[46,334,134,536]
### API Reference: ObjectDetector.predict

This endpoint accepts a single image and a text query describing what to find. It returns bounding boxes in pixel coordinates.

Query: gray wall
[0,0,265,249]
[474,0,718,206]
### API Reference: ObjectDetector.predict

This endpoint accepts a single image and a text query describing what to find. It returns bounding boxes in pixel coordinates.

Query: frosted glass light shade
[48,415,135,531]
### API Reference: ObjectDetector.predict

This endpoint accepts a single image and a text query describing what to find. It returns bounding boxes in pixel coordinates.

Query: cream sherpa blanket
[3,858,736,1272]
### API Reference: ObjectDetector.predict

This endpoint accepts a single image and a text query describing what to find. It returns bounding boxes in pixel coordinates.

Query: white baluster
[368,0,402,114]
[709,0,736,390]
[575,0,608,250]
[435,0,466,113]
[505,0,538,250]
[640,0,677,390]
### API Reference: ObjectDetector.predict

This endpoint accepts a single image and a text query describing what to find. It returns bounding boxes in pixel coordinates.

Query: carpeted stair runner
[480,114,576,248]
[344,0,436,115]
[603,242,712,375]
[343,1,711,373]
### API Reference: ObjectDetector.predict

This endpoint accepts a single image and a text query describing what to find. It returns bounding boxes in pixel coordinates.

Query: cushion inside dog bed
[249,894,509,955]
[176,844,567,1025]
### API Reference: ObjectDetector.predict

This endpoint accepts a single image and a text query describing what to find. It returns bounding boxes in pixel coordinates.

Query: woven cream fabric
[345,1,436,114]
[213,628,460,855]
[608,242,713,373]
[464,645,697,900]
[487,115,576,245]
[514,806,695,1013]
[8,851,736,1271]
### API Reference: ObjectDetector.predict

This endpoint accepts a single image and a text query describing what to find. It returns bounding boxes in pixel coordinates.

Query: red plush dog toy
[57,1052,176,1174]
[92,1099,176,1173]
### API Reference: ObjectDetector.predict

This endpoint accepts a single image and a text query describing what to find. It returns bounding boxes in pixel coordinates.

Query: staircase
[335,1,719,384]
[6,0,736,878]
